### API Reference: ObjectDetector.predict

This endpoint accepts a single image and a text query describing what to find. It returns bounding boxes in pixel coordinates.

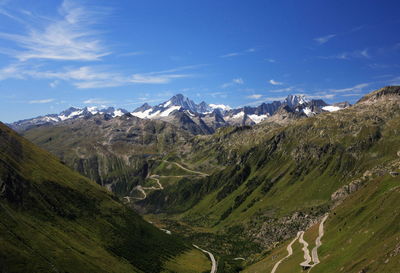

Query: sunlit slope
[243,173,400,273]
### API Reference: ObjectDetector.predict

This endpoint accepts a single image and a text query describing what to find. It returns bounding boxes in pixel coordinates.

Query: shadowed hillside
[0,122,191,273]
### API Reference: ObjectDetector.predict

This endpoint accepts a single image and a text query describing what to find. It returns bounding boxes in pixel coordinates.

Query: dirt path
[271,231,302,273]
[193,244,217,273]
[311,214,329,265]
[299,231,312,267]
[163,160,209,176]
[142,175,164,190]
[128,160,208,201]
[270,214,329,273]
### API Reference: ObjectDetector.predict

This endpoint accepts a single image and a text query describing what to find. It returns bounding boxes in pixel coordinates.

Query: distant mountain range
[8,93,350,133]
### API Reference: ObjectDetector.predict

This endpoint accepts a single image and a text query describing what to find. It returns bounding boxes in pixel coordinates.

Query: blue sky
[0,0,399,122]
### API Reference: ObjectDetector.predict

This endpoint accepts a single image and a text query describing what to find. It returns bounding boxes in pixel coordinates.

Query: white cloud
[0,64,196,88]
[320,48,371,60]
[330,83,370,93]
[210,92,228,98]
[360,49,369,58]
[0,0,110,61]
[314,34,336,45]
[263,96,287,102]
[220,52,240,58]
[269,87,293,93]
[28,98,54,104]
[247,94,263,99]
[269,79,283,85]
[83,98,112,104]
[266,59,276,63]
[220,47,257,58]
[221,78,244,88]
[49,80,59,88]
[308,94,335,99]
[233,78,244,84]
[117,51,145,57]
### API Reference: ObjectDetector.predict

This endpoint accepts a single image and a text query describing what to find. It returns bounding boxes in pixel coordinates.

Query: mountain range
[9,94,350,134]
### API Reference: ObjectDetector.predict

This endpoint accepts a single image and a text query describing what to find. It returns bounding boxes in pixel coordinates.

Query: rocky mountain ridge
[9,93,350,134]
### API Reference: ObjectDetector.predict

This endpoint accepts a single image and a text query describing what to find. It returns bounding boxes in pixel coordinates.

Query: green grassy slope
[243,174,400,273]
[0,122,189,273]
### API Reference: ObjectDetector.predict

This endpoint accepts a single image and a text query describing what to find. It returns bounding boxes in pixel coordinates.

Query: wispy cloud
[246,48,256,53]
[320,48,370,60]
[264,96,287,102]
[29,98,54,104]
[0,0,110,61]
[117,51,145,57]
[269,79,283,85]
[330,83,370,93]
[314,34,336,45]
[247,94,263,99]
[221,78,244,88]
[220,52,240,58]
[0,63,197,88]
[308,94,335,99]
[220,48,257,58]
[269,87,293,93]
[83,98,112,104]
[210,92,228,98]
[49,80,59,88]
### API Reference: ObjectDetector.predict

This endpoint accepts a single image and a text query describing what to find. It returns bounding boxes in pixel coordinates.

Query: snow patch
[303,107,313,117]
[113,109,125,117]
[186,110,196,117]
[163,100,172,108]
[322,106,342,112]
[248,114,268,124]
[232,111,245,119]
[160,106,181,117]
[87,106,98,114]
[131,109,152,119]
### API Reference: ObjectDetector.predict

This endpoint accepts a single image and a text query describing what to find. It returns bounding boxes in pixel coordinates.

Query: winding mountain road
[311,214,329,265]
[163,160,209,176]
[127,160,208,201]
[299,231,312,267]
[193,244,217,273]
[271,231,302,273]
[270,214,329,273]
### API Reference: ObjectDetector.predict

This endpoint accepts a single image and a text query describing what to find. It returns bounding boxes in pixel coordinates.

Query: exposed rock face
[250,211,323,248]
[331,179,366,205]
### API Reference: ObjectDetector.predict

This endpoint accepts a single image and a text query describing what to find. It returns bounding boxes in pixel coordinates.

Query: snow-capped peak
[209,104,231,111]
[284,95,309,107]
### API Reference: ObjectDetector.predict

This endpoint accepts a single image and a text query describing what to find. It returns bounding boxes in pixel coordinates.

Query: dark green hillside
[0,122,188,273]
